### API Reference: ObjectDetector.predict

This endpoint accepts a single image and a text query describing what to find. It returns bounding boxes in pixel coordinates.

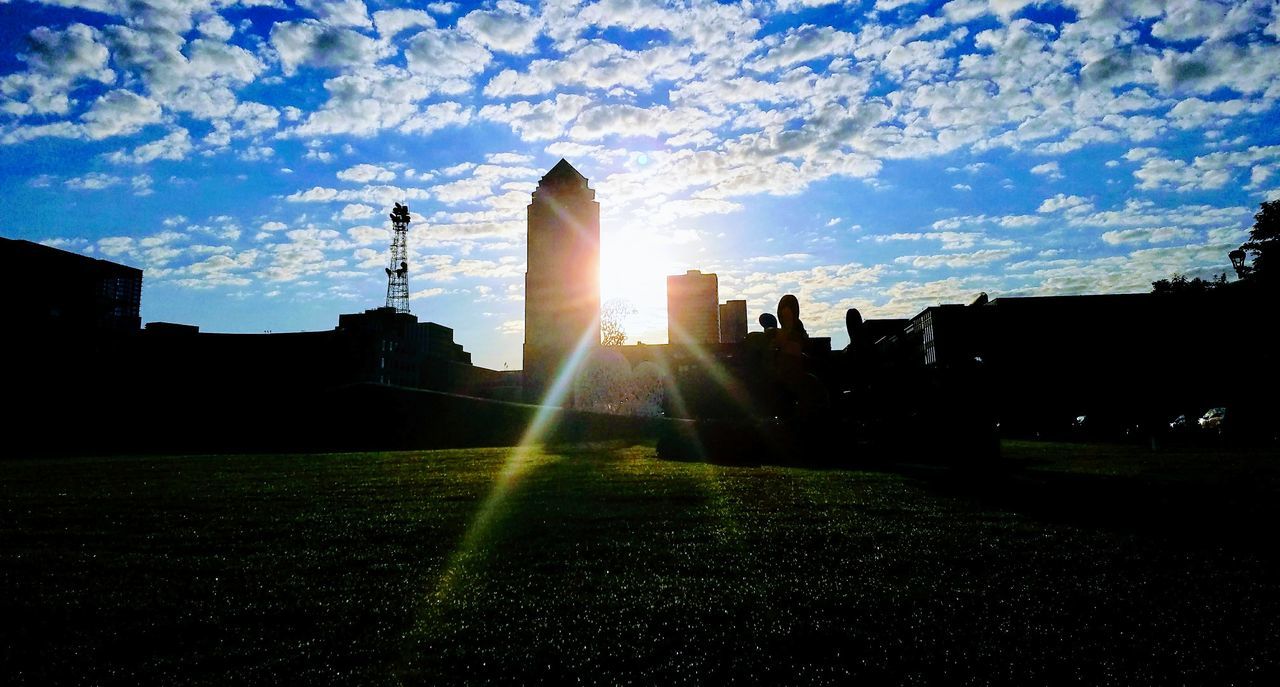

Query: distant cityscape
[2,160,1273,451]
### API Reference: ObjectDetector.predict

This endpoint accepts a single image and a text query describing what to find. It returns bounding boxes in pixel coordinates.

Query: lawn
[2,441,1278,684]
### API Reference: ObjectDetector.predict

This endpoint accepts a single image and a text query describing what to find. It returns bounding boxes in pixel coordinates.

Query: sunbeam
[425,323,603,609]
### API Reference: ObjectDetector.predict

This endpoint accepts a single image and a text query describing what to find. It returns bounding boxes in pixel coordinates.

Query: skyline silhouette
[5,161,1274,457]
[1,1,1277,370]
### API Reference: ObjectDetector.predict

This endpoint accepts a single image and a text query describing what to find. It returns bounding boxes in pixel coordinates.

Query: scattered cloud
[2,0,1277,368]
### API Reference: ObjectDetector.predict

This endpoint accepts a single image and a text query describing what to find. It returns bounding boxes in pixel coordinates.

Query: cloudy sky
[1,0,1277,368]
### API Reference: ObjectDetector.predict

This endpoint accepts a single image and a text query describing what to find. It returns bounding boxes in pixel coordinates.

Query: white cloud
[291,68,430,137]
[0,23,115,117]
[1152,42,1280,96]
[1101,226,1197,245]
[1168,97,1262,130]
[286,184,432,206]
[346,224,387,245]
[1038,193,1093,214]
[270,20,384,76]
[337,163,395,183]
[107,128,194,164]
[457,2,541,54]
[372,8,435,36]
[898,249,1019,268]
[3,88,162,143]
[875,0,927,10]
[1030,161,1063,180]
[411,287,446,299]
[1068,199,1251,229]
[941,0,989,24]
[65,172,122,190]
[872,231,989,250]
[131,173,154,196]
[400,101,473,135]
[484,41,693,98]
[1134,157,1228,192]
[197,15,235,41]
[1151,0,1265,43]
[96,236,135,256]
[339,203,377,220]
[479,94,590,140]
[751,25,857,72]
[1133,145,1280,192]
[569,104,722,140]
[81,90,163,140]
[404,27,493,80]
[296,0,373,29]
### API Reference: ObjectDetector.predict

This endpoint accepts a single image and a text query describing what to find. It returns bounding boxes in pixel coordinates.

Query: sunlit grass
[3,442,1279,684]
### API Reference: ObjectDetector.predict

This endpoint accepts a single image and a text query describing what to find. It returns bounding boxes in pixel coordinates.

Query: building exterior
[523,159,601,402]
[667,270,719,345]
[900,290,1271,436]
[1,237,142,333]
[913,304,982,368]
[138,306,478,392]
[719,299,747,343]
[338,306,472,386]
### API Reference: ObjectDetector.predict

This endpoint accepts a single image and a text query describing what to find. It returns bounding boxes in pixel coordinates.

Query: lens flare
[425,323,602,609]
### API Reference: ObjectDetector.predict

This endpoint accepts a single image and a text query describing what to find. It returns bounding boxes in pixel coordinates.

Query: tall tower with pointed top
[523,159,600,403]
[385,202,411,313]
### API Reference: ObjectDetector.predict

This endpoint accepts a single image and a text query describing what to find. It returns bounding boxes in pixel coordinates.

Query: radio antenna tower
[384,202,411,313]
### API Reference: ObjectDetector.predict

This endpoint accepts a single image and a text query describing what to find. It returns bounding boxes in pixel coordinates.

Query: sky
[1,0,1277,369]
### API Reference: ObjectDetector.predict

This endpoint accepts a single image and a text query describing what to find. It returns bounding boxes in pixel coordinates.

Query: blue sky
[1,0,1277,369]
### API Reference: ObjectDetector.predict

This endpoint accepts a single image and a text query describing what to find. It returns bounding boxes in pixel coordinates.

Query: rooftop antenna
[385,202,411,313]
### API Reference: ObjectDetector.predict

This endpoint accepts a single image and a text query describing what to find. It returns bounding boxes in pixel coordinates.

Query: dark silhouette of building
[719,299,747,343]
[523,159,600,403]
[892,290,1273,437]
[1,237,142,333]
[667,270,719,345]
[139,306,478,392]
[338,306,470,385]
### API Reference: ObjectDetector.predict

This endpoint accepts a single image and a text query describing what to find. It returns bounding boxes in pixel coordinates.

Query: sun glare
[599,223,694,344]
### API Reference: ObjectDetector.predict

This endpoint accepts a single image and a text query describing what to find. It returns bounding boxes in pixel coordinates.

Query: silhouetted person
[775,294,807,355]
[773,294,825,416]
[844,308,863,352]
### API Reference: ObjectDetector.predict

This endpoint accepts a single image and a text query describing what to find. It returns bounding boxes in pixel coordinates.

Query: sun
[599,223,693,344]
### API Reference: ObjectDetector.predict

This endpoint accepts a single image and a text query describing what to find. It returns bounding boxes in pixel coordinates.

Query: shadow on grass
[657,421,1280,555]
[895,445,1280,556]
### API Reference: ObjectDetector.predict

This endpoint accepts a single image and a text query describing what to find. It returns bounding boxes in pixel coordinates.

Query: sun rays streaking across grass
[423,324,603,609]
[8,444,1280,683]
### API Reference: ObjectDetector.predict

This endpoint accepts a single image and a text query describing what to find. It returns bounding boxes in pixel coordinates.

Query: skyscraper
[667,270,719,345]
[523,159,600,403]
[719,299,748,343]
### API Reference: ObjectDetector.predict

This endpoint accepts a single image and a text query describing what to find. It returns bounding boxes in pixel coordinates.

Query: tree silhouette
[1241,199,1279,281]
[1151,273,1226,294]
[600,298,635,346]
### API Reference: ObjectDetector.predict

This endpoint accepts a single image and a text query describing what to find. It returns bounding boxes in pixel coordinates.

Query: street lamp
[1229,248,1248,279]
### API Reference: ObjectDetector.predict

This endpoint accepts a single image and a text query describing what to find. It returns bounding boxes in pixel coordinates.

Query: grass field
[3,441,1279,684]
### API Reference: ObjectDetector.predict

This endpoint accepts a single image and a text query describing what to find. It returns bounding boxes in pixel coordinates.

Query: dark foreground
[3,442,1279,684]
